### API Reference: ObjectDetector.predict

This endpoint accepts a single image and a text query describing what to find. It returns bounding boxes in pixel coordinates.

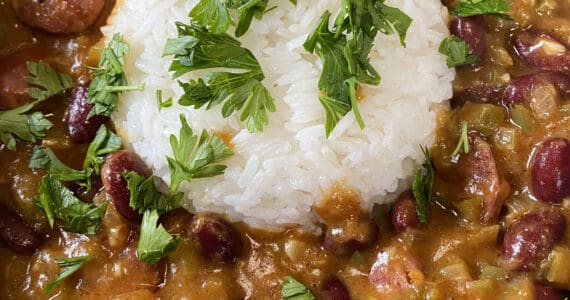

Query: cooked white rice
[103,0,454,230]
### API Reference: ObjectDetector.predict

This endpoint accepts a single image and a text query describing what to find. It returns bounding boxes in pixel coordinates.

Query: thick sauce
[0,0,569,299]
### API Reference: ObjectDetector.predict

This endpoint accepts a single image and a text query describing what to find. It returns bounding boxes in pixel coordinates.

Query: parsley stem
[104,83,145,93]
[348,79,365,129]
[452,121,470,156]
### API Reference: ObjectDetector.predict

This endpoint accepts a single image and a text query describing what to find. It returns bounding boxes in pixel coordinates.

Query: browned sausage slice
[0,204,42,254]
[11,0,106,34]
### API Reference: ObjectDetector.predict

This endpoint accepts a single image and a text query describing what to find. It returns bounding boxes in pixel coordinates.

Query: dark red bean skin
[66,83,108,144]
[322,218,378,257]
[514,30,570,74]
[101,150,151,220]
[0,54,35,110]
[451,83,501,109]
[321,276,352,300]
[531,138,570,204]
[391,191,419,233]
[10,0,106,34]
[72,178,103,203]
[189,213,243,264]
[450,16,487,58]
[0,204,42,254]
[534,284,562,300]
[502,72,570,107]
[500,208,567,271]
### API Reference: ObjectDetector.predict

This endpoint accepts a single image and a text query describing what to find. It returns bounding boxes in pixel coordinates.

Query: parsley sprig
[164,22,275,133]
[167,114,234,192]
[25,61,74,101]
[451,121,470,156]
[304,0,412,137]
[451,0,511,19]
[34,175,107,234]
[439,36,480,68]
[30,147,92,183]
[412,146,435,223]
[44,255,92,295]
[124,171,183,215]
[83,125,122,174]
[88,33,144,118]
[281,276,315,300]
[138,210,180,264]
[190,0,269,37]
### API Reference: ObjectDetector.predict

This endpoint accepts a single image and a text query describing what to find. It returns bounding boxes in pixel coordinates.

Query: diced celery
[536,0,558,15]
[455,198,482,223]
[545,246,570,289]
[560,103,570,119]
[494,127,518,151]
[509,105,534,133]
[479,265,508,280]
[458,102,506,136]
[440,261,473,281]
[466,278,496,299]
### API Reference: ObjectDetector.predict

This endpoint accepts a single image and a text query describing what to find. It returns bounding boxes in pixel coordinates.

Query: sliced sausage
[369,247,423,297]
[66,82,108,144]
[514,30,570,74]
[10,0,106,34]
[0,55,33,110]
[531,138,570,204]
[0,204,42,254]
[391,191,419,233]
[189,213,243,264]
[500,208,567,271]
[101,150,151,220]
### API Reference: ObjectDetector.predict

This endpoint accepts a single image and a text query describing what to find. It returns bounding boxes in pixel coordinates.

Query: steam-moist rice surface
[103,0,454,229]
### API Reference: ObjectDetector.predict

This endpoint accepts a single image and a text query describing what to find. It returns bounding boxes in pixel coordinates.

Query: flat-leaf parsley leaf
[439,35,480,68]
[412,146,435,223]
[281,276,315,300]
[138,209,180,264]
[451,0,511,19]
[44,255,92,295]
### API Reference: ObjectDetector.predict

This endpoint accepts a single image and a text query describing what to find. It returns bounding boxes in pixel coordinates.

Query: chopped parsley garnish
[25,61,74,101]
[0,100,53,151]
[281,276,315,300]
[88,33,144,118]
[44,255,92,295]
[439,36,480,68]
[124,171,183,215]
[30,147,92,183]
[167,114,234,192]
[138,210,180,264]
[451,121,470,156]
[34,175,107,234]
[164,22,275,133]
[156,90,173,112]
[451,0,511,19]
[304,0,412,137]
[83,125,122,174]
[189,0,269,37]
[412,146,435,223]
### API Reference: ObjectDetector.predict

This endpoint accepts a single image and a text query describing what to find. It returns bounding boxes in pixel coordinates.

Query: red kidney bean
[534,284,562,300]
[0,204,42,254]
[66,82,108,144]
[189,213,243,264]
[450,16,487,59]
[514,30,570,74]
[101,150,151,220]
[502,72,570,107]
[500,208,567,271]
[322,217,378,257]
[72,178,104,203]
[451,83,501,109]
[10,0,106,34]
[368,247,423,296]
[531,138,570,204]
[391,191,419,233]
[321,276,352,300]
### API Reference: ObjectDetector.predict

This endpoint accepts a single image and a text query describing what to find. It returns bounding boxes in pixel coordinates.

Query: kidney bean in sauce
[321,216,378,257]
[513,30,570,74]
[321,276,352,300]
[502,72,570,107]
[0,204,42,254]
[534,284,562,300]
[66,82,109,144]
[450,16,487,59]
[531,138,570,204]
[391,191,419,233]
[101,150,151,220]
[10,0,106,34]
[189,213,243,264]
[500,208,567,271]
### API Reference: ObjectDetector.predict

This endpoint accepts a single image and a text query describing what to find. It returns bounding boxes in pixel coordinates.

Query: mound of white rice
[103,0,454,229]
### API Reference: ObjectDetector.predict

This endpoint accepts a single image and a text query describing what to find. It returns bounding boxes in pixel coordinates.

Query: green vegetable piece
[281,276,316,300]
[137,210,180,264]
[457,102,506,136]
[0,100,53,151]
[167,114,234,193]
[165,22,276,133]
[451,121,470,156]
[189,0,269,37]
[304,0,411,137]
[30,147,92,183]
[509,104,534,133]
[156,90,173,112]
[451,0,511,19]
[34,175,107,234]
[44,255,92,295]
[83,125,123,174]
[124,171,183,215]
[25,61,74,101]
[439,35,480,68]
[412,146,435,223]
[88,33,144,118]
